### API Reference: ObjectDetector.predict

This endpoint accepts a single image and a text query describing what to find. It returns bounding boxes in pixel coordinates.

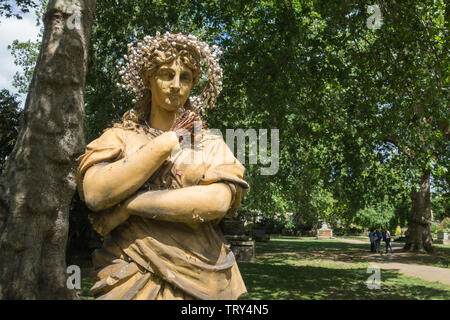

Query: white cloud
[0,11,41,105]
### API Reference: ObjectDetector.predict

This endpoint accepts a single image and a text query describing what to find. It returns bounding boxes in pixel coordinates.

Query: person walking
[369,230,375,253]
[384,229,394,254]
[374,229,382,254]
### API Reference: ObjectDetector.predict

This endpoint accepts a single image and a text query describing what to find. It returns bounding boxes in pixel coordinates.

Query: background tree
[74,0,450,253]
[6,0,46,94]
[5,0,448,258]
[0,0,37,19]
[0,0,96,299]
[355,196,396,230]
[328,1,448,252]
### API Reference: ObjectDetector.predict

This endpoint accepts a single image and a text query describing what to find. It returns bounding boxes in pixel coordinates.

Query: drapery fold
[77,126,249,300]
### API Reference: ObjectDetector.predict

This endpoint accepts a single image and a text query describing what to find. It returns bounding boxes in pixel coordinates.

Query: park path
[336,238,450,286]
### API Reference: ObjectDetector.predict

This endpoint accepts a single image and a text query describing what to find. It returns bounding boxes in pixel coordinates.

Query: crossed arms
[82,131,232,236]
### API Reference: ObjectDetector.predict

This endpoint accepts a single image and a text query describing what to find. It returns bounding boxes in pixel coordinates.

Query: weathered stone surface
[76,33,250,300]
[437,232,449,240]
[225,234,249,242]
[251,227,269,242]
[435,232,450,244]
[317,223,333,239]
[220,218,245,235]
[221,219,254,262]
[227,240,255,262]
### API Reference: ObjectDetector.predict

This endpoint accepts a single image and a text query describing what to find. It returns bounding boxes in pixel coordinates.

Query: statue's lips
[168,95,182,102]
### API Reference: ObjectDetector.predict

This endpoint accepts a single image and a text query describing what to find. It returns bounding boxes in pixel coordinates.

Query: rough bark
[0,0,96,299]
[403,172,434,253]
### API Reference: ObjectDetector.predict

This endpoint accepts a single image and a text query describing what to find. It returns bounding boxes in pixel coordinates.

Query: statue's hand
[89,205,130,237]
[170,109,207,144]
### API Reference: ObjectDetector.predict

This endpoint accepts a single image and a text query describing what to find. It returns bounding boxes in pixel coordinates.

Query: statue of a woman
[76,32,249,300]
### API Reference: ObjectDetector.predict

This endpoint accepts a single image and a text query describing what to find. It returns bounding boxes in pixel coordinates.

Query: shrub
[355,198,395,230]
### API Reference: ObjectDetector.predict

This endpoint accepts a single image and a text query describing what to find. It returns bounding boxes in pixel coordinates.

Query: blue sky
[0,9,40,105]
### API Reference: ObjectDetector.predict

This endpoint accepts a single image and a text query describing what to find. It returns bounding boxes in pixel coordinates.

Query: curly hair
[117,37,202,132]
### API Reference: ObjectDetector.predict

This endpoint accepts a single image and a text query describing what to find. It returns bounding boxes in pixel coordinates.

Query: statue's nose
[170,75,181,92]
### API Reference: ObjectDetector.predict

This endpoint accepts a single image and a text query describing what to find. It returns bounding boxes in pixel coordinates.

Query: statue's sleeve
[199,136,250,218]
[76,128,125,201]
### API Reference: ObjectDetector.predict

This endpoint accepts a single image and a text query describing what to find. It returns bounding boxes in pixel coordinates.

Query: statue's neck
[149,103,176,131]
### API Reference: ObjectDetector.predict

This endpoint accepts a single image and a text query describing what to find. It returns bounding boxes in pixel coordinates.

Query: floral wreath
[116,31,223,114]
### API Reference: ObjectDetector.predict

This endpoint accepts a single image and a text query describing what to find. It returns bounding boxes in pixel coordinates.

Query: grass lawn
[238,236,450,300]
[402,244,450,269]
[333,235,450,268]
[73,236,450,300]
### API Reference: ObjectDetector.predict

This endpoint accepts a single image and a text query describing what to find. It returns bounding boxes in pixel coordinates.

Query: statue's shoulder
[87,125,128,148]
[101,123,149,140]
[102,125,125,135]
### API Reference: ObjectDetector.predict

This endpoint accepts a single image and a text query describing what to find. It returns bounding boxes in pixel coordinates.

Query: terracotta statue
[76,32,249,300]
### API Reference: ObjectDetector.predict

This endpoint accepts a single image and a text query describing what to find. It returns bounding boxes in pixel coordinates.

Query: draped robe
[76,125,249,300]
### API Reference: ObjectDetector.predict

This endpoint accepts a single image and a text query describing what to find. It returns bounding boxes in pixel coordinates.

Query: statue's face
[149,56,194,112]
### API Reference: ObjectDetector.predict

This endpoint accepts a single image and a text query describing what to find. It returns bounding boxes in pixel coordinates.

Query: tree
[7,0,448,254]
[355,197,396,230]
[77,1,450,250]
[0,0,96,299]
[337,1,448,252]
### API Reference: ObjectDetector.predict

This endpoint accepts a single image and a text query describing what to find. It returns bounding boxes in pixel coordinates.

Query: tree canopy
[0,0,37,19]
[3,0,449,250]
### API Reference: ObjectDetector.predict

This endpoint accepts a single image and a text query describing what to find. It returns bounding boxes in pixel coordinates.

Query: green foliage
[8,39,41,94]
[433,218,450,234]
[430,220,450,239]
[0,0,37,19]
[432,195,450,221]
[6,0,45,94]
[0,89,21,172]
[355,197,396,230]
[6,0,449,242]
[75,236,450,299]
[393,200,411,228]
[239,237,450,299]
[441,218,450,230]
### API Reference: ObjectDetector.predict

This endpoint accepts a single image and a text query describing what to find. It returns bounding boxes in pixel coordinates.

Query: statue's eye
[158,70,173,80]
[181,72,193,82]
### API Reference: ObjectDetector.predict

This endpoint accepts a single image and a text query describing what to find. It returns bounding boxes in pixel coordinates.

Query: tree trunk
[403,172,434,253]
[0,0,96,299]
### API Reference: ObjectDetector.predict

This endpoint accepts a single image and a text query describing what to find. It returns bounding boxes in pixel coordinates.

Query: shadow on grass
[69,237,450,300]
[238,260,450,300]
[258,237,450,269]
[260,238,368,252]
[237,237,450,300]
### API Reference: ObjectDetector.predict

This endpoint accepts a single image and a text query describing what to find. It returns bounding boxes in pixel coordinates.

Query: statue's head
[117,32,223,127]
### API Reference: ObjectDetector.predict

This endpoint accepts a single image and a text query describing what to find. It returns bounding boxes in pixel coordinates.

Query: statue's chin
[161,101,182,112]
